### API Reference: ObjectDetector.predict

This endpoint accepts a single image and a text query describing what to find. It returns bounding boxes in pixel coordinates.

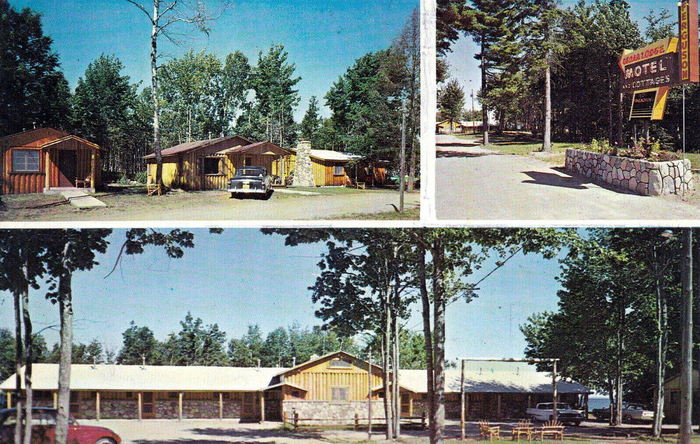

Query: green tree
[0,0,71,136]
[236,44,301,148]
[71,54,146,176]
[300,96,322,142]
[116,321,162,365]
[159,50,225,147]
[0,329,47,382]
[167,312,228,366]
[220,51,251,133]
[439,80,465,131]
[228,324,265,366]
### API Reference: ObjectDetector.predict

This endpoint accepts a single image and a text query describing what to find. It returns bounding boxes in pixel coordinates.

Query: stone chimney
[292,140,315,187]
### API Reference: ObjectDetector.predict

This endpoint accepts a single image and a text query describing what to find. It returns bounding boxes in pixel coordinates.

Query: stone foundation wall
[565,148,693,196]
[98,399,138,419]
[283,400,385,424]
[183,399,220,419]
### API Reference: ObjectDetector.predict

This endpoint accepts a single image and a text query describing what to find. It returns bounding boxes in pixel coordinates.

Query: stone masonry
[565,148,693,196]
[283,400,385,424]
[292,140,315,187]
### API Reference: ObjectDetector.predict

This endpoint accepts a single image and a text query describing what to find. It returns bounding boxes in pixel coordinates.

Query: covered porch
[42,135,103,193]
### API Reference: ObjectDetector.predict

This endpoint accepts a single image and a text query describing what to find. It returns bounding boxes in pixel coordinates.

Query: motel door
[142,392,155,419]
[401,394,411,417]
[241,392,257,421]
[58,150,77,187]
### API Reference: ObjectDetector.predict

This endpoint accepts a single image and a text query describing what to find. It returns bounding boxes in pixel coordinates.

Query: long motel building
[1,351,591,421]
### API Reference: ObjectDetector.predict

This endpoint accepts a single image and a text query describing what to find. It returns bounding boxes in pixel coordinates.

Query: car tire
[95,439,116,444]
[573,421,581,427]
[623,415,632,423]
[263,190,273,200]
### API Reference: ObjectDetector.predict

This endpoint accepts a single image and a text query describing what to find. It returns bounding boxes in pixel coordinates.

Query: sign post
[678,0,699,154]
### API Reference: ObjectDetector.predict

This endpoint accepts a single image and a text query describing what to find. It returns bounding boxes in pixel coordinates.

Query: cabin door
[58,150,77,187]
[142,392,155,419]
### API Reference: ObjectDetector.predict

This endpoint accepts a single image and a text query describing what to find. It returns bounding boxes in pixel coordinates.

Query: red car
[0,407,120,444]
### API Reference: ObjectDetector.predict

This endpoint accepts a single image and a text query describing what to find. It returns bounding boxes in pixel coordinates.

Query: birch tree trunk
[542,59,552,153]
[21,252,33,444]
[652,248,667,438]
[431,242,445,444]
[417,242,436,443]
[480,36,489,146]
[55,245,74,444]
[151,0,163,188]
[14,287,23,444]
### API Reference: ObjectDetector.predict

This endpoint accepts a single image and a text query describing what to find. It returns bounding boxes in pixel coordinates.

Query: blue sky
[11,0,417,120]
[445,0,677,109]
[0,229,566,363]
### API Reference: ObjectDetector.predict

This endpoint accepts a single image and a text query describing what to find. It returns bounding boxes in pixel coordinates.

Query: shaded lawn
[330,206,420,220]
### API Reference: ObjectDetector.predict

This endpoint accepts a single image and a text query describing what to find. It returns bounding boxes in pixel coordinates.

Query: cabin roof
[144,135,253,159]
[306,149,360,162]
[0,128,102,151]
[217,141,291,156]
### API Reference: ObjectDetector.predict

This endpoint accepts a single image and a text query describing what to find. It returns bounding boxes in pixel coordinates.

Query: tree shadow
[522,167,640,194]
[436,151,500,159]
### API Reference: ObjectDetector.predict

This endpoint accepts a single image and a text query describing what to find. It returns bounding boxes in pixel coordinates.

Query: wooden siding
[1,138,101,194]
[147,152,292,190]
[284,355,383,401]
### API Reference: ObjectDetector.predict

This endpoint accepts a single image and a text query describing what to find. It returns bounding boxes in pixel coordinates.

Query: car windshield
[0,410,75,426]
[237,168,265,177]
[540,403,572,410]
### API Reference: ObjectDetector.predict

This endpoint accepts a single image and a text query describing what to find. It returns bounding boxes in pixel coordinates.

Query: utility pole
[680,228,693,444]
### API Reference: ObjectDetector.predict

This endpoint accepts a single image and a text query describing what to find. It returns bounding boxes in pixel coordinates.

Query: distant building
[1,351,590,422]
[663,370,700,424]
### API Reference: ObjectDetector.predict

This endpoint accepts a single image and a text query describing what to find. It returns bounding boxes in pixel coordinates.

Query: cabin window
[291,390,301,398]
[12,150,40,172]
[329,358,352,368]
[244,155,253,167]
[333,165,345,176]
[203,157,221,175]
[331,387,349,401]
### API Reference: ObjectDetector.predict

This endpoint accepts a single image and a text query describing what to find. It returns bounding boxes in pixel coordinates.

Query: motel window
[126,392,133,399]
[12,150,40,172]
[223,393,231,400]
[168,392,178,399]
[203,157,221,175]
[329,358,352,368]
[331,387,349,401]
[333,165,344,176]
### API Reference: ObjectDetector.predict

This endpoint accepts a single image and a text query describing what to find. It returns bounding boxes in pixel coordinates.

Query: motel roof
[0,364,285,392]
[398,362,591,394]
[1,359,590,395]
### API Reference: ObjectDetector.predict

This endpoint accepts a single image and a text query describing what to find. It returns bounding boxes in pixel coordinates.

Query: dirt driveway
[0,187,419,222]
[78,418,686,443]
[435,135,700,221]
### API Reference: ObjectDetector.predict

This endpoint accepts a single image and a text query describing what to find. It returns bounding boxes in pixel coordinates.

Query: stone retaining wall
[283,400,385,424]
[565,148,693,196]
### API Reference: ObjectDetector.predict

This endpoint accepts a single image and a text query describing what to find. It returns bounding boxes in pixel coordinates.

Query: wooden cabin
[0,128,103,194]
[144,136,292,190]
[1,351,591,423]
[663,369,700,424]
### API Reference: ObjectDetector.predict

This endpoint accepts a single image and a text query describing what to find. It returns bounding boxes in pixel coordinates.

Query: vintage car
[0,407,121,443]
[526,402,585,426]
[227,166,273,199]
[592,402,656,423]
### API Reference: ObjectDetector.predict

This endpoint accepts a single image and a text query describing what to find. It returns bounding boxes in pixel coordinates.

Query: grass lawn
[455,133,586,165]
[330,206,420,220]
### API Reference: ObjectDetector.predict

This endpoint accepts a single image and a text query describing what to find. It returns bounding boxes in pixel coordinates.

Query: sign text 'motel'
[619,38,679,92]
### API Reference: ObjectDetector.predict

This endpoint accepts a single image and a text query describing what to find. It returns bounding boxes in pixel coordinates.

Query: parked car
[0,407,121,443]
[227,166,272,199]
[526,402,585,426]
[592,402,655,423]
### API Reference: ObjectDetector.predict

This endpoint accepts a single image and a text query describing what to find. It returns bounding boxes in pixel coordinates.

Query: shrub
[134,171,148,184]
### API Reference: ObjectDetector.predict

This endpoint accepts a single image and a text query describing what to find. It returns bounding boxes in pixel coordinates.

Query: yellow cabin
[144,135,293,190]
